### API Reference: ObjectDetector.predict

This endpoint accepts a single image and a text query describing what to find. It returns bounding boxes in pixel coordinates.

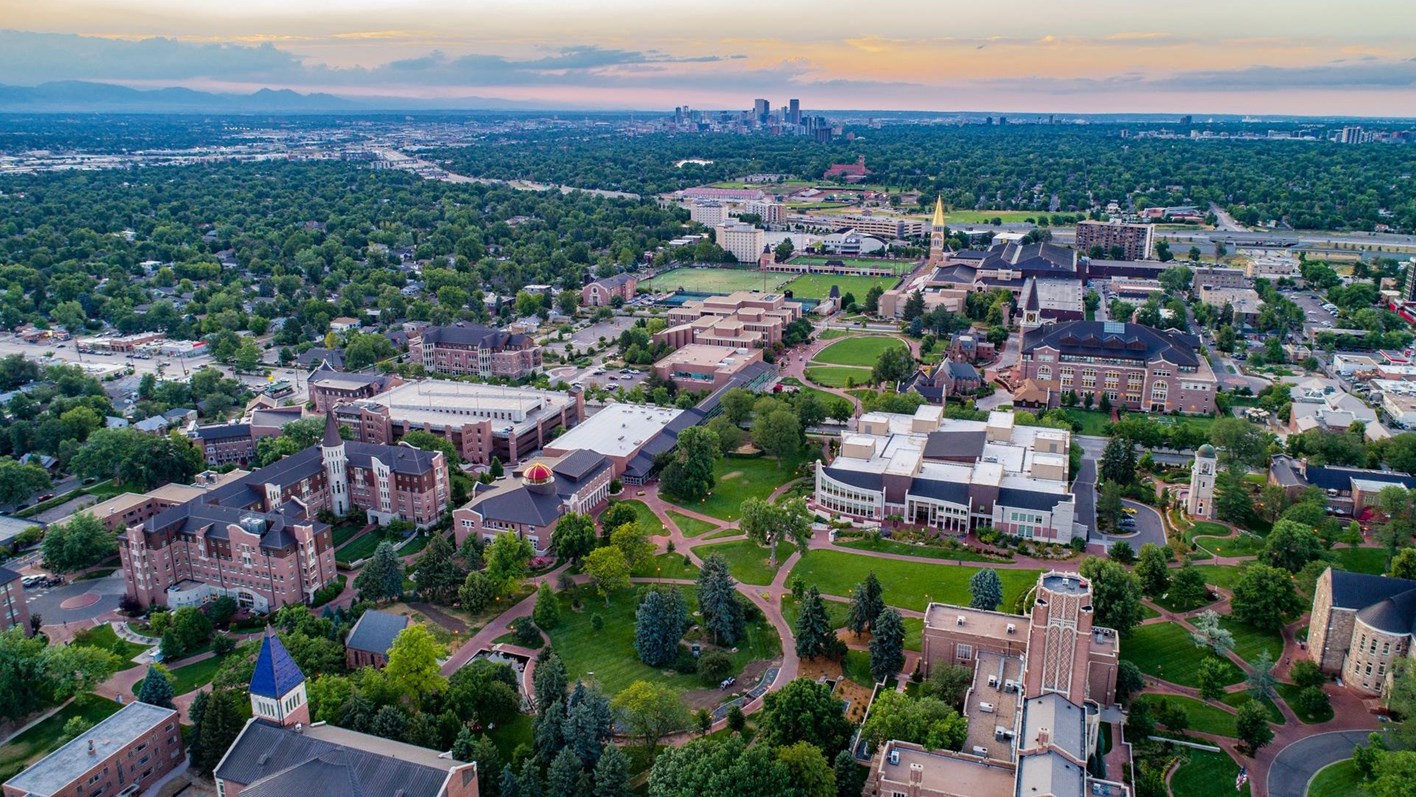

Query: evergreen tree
[862,573,884,623]
[696,554,744,645]
[192,689,244,773]
[547,747,583,796]
[1134,543,1171,598]
[354,541,404,603]
[869,608,906,683]
[634,587,688,667]
[563,696,606,769]
[846,581,874,635]
[371,705,408,739]
[411,533,465,603]
[533,582,561,630]
[138,665,175,709]
[534,698,566,763]
[834,748,866,797]
[968,568,1003,612]
[1214,467,1252,524]
[519,759,544,797]
[185,690,209,768]
[593,743,632,797]
[534,651,569,712]
[794,586,836,661]
[499,765,521,797]
[1100,437,1137,485]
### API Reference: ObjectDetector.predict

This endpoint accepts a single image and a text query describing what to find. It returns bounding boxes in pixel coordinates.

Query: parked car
[719,676,736,689]
[21,575,43,588]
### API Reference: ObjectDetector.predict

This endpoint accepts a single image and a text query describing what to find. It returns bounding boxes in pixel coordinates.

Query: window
[1037,366,1051,380]
[956,643,973,661]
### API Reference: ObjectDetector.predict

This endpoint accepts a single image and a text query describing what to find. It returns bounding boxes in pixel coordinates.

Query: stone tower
[249,630,309,728]
[322,410,350,517]
[1023,572,1096,705]
[929,196,948,265]
[1187,443,1217,519]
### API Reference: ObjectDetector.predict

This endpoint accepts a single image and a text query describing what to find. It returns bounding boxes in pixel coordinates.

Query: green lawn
[778,381,853,418]
[1308,759,1366,797]
[903,617,923,652]
[1120,622,1244,688]
[780,594,851,635]
[1170,749,1250,797]
[665,510,719,538]
[631,553,700,580]
[842,649,875,687]
[836,536,1011,563]
[0,694,123,781]
[1218,616,1284,665]
[335,529,387,564]
[805,365,872,388]
[1059,409,1113,436]
[813,337,907,367]
[137,647,253,697]
[1277,681,1335,723]
[642,268,790,295]
[546,586,780,696]
[784,274,901,301]
[696,539,795,586]
[790,255,913,274]
[331,523,365,547]
[611,500,667,536]
[682,454,810,522]
[788,550,1038,613]
[1220,691,1285,724]
[485,712,535,762]
[1332,547,1387,575]
[1194,534,1265,558]
[1135,693,1238,737]
[72,625,150,670]
[944,210,1043,224]
[1192,564,1249,590]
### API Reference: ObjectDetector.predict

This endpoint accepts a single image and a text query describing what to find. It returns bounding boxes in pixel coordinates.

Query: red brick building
[308,367,403,413]
[2,702,183,797]
[344,609,411,669]
[581,273,638,307]
[409,324,541,379]
[0,567,30,636]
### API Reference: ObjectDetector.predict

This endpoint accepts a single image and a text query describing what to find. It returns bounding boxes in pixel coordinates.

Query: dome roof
[524,462,554,483]
[1196,444,1217,458]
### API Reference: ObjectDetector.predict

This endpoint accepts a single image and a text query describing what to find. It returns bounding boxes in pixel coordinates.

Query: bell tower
[321,410,350,516]
[1187,444,1218,519]
[929,196,948,265]
[249,630,309,728]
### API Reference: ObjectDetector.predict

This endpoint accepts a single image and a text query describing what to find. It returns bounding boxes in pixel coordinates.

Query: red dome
[524,463,554,483]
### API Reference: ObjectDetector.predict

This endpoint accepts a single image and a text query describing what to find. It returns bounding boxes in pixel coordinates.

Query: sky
[2,0,1415,115]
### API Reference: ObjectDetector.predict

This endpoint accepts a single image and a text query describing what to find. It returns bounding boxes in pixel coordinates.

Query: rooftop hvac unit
[957,615,966,626]
[1006,624,1016,634]
[887,749,899,766]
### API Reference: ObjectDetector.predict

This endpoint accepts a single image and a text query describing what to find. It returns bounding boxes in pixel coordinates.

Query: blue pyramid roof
[250,632,305,699]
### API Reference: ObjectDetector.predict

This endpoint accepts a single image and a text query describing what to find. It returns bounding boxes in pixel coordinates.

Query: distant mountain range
[0,81,567,113]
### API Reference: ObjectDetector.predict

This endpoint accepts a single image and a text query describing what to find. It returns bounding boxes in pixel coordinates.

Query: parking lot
[1289,289,1339,334]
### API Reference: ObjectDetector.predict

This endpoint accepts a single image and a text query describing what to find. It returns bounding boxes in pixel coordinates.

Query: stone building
[1308,568,1416,696]
[1187,444,1217,519]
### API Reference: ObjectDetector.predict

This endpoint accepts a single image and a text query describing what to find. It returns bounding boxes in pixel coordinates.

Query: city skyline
[1,0,1415,115]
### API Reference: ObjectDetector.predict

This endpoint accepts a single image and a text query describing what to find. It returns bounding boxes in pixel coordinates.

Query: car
[42,576,63,588]
[719,677,736,689]
[21,575,43,588]
[1122,507,1137,516]
[37,493,53,502]
[607,375,618,380]
[606,383,619,391]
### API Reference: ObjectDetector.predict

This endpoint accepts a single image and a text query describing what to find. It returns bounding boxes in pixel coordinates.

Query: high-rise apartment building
[1074,220,1154,261]
[715,220,766,264]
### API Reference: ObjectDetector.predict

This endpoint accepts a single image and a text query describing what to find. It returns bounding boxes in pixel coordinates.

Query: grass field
[1308,759,1365,797]
[1170,749,1250,797]
[1219,616,1284,665]
[783,274,900,301]
[813,337,907,367]
[1119,622,1244,687]
[641,267,788,295]
[1186,521,1232,540]
[486,713,534,762]
[836,536,1010,563]
[1333,547,1387,575]
[1194,534,1265,558]
[805,365,872,388]
[135,646,253,697]
[678,453,810,521]
[665,511,719,537]
[1192,564,1249,590]
[546,585,780,696]
[1135,693,1239,737]
[1220,691,1285,724]
[0,694,123,781]
[335,529,388,564]
[696,539,795,585]
[788,550,1038,612]
[72,625,150,670]
[631,553,700,580]
[790,255,913,274]
[1059,409,1113,436]
[611,499,666,536]
[944,210,1046,225]
[331,523,365,547]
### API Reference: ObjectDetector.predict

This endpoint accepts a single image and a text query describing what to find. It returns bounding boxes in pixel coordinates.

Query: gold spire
[932,195,947,228]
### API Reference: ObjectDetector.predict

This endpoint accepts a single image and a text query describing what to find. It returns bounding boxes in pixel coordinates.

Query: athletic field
[783,274,900,301]
[641,268,790,294]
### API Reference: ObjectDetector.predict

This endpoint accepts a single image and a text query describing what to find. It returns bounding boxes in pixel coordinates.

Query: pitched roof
[418,323,533,351]
[1328,568,1416,611]
[345,610,411,656]
[191,422,251,441]
[215,721,458,797]
[0,565,20,585]
[323,411,343,447]
[1022,320,1201,367]
[591,273,636,290]
[250,632,306,698]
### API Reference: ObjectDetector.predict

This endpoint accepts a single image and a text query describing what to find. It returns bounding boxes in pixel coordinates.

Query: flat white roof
[547,404,684,458]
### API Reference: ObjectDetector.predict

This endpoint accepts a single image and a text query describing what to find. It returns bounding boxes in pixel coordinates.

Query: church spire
[322,410,342,447]
[932,195,947,228]
[929,196,949,265]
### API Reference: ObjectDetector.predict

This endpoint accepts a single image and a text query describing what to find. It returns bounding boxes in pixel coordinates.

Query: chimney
[909,763,923,784]
[88,739,96,755]
[1037,727,1050,748]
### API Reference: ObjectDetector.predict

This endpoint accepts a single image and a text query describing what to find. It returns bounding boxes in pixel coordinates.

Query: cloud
[989,57,1416,94]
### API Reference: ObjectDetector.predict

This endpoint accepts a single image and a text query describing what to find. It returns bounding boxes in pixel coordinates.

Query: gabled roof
[552,449,609,482]
[250,632,305,699]
[191,422,250,441]
[215,721,458,797]
[418,323,533,351]
[1328,568,1416,611]
[1022,320,1201,367]
[345,610,411,656]
[591,273,637,290]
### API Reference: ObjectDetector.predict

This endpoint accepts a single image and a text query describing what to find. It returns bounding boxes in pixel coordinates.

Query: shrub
[697,650,733,685]
[211,633,236,656]
[513,618,542,648]
[591,614,604,632]
[312,575,347,607]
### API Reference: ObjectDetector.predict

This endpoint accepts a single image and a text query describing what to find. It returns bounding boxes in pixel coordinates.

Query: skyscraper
[753,98,770,124]
[789,98,801,125]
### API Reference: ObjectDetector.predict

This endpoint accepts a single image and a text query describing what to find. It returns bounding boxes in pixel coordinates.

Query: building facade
[453,451,612,556]
[344,609,411,670]
[1074,220,1154,261]
[0,567,29,635]
[308,367,403,413]
[1016,321,1217,415]
[1187,444,1217,519]
[2,702,182,797]
[190,422,257,467]
[1307,568,1416,696]
[409,324,541,379]
[652,344,767,393]
[581,273,638,307]
[714,221,766,264]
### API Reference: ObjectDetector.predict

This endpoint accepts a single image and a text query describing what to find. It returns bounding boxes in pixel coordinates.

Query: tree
[1108,541,1135,564]
[847,576,884,636]
[864,285,885,315]
[385,625,448,700]
[1116,660,1146,703]
[1262,519,1325,572]
[647,736,792,797]
[552,513,597,562]
[0,458,50,506]
[138,665,175,708]
[594,743,632,797]
[1235,699,1274,755]
[459,570,496,613]
[741,497,811,568]
[1370,751,1416,797]
[533,650,568,713]
[1097,481,1124,532]
[659,426,719,501]
[1214,467,1252,524]
[1135,543,1171,598]
[1189,610,1236,656]
[758,677,853,755]
[533,582,561,630]
[1377,486,1416,568]
[1295,685,1330,718]
[634,587,688,667]
[610,522,653,572]
[192,689,244,773]
[696,554,744,645]
[40,512,115,574]
[719,389,757,424]
[1078,557,1144,637]
[795,586,836,661]
[869,608,906,683]
[160,606,213,660]
[1100,437,1137,485]
[599,502,639,539]
[485,532,534,592]
[1210,417,1271,469]
[859,691,968,752]
[1196,658,1229,702]
[612,680,689,753]
[919,663,974,707]
[1231,564,1301,630]
[1391,547,1416,580]
[752,408,800,463]
[412,533,465,603]
[584,546,630,606]
[871,346,915,386]
[452,731,502,796]
[968,568,1003,612]
[547,746,582,795]
[776,741,836,797]
[354,541,404,603]
[1170,562,1208,607]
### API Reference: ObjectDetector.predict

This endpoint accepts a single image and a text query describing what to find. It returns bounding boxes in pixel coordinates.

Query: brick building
[1016,321,1216,414]
[581,273,638,307]
[190,422,256,467]
[656,291,803,350]
[308,366,403,413]
[1307,568,1416,696]
[2,702,182,797]
[453,450,612,556]
[334,380,583,467]
[344,609,411,670]
[652,344,767,393]
[409,324,541,379]
[1074,220,1154,261]
[0,567,30,635]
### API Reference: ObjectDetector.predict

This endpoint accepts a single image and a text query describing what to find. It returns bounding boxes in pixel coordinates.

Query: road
[375,149,641,200]
[1072,456,1097,541]
[1208,202,1246,233]
[25,572,126,624]
[1091,499,1166,549]
[1267,730,1375,797]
